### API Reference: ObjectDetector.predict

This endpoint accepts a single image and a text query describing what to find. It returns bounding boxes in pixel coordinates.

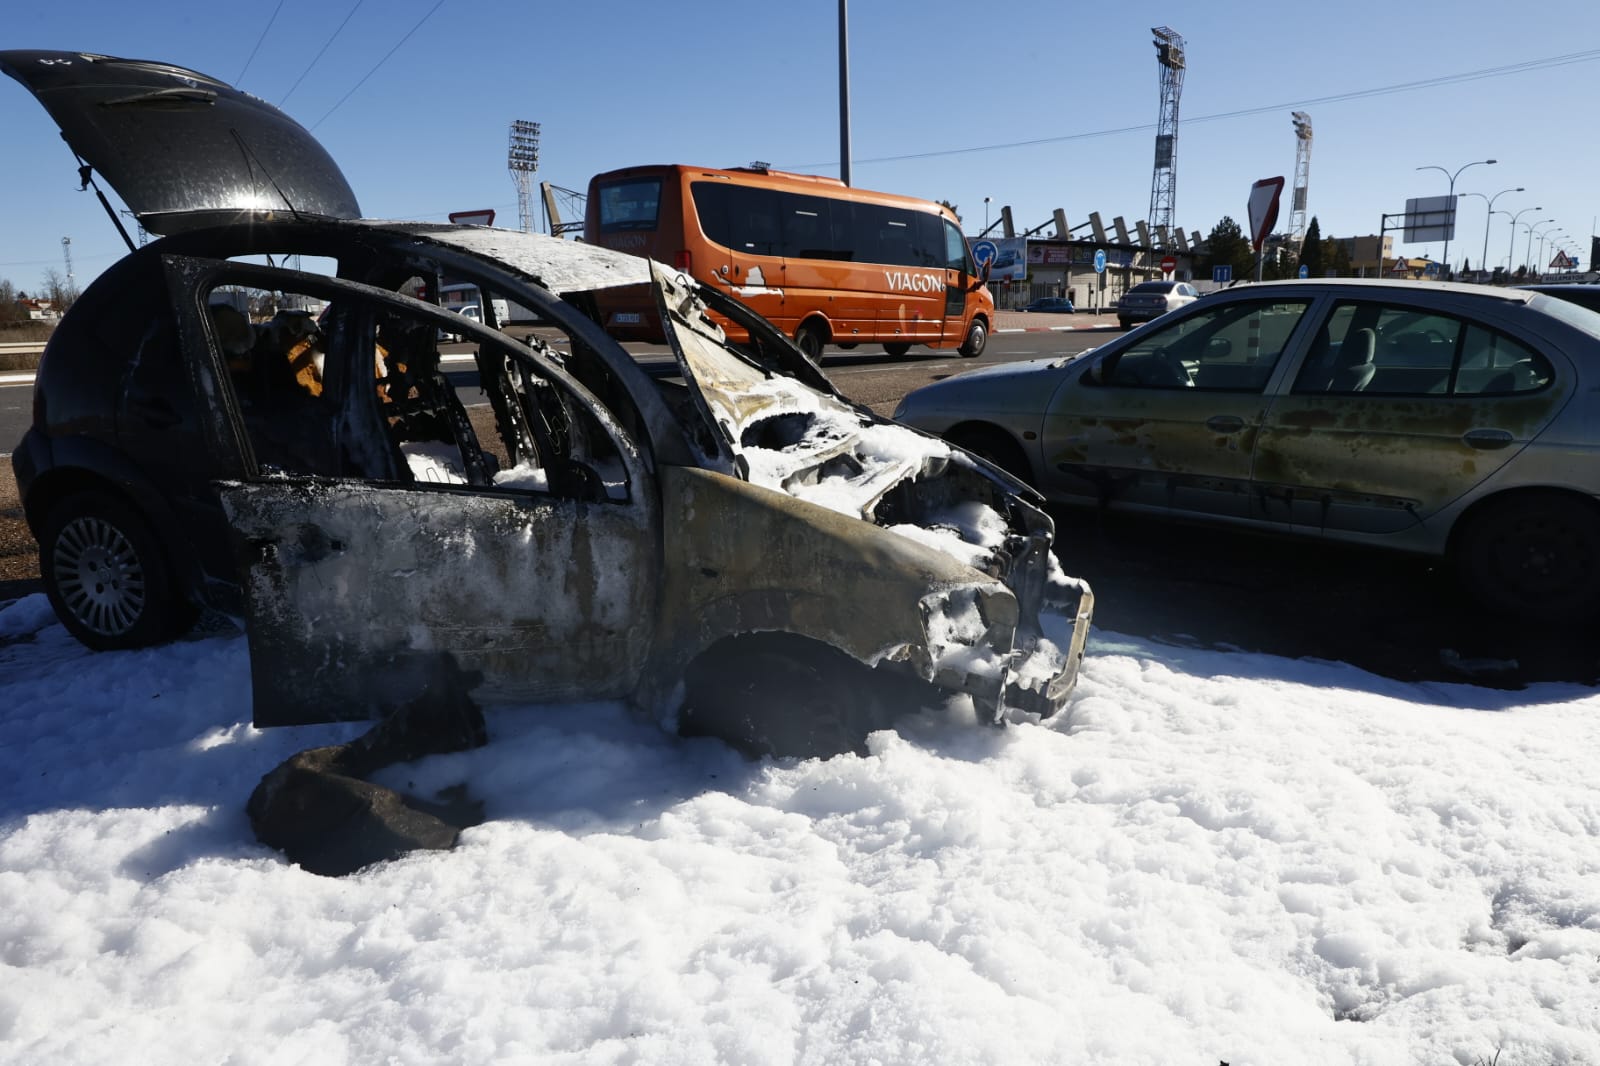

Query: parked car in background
[3,48,1092,757]
[1021,297,1076,314]
[895,277,1600,621]
[1117,280,1198,329]
[1519,283,1600,313]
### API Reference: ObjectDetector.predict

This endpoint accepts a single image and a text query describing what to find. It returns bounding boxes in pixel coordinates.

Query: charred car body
[4,50,1092,756]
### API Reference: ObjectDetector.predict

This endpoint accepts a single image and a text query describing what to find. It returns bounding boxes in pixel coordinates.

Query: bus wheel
[794,322,826,361]
[959,319,988,358]
[883,342,911,357]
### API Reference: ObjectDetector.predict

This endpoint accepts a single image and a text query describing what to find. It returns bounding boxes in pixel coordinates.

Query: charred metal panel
[640,465,1089,723]
[1,50,360,233]
[220,480,659,726]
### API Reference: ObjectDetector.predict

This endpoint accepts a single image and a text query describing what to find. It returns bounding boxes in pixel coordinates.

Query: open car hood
[0,49,359,234]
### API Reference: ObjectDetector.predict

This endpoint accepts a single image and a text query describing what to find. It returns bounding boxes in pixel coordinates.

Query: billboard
[1403,196,1455,243]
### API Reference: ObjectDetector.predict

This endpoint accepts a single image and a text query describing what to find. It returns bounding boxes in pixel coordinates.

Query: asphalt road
[3,323,1595,690]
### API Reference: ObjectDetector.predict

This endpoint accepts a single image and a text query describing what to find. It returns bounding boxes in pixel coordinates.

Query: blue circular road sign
[1093,249,1107,274]
[1298,264,1309,279]
[972,239,998,269]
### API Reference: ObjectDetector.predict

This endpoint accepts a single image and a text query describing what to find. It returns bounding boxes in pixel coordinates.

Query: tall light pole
[1524,219,1555,275]
[838,0,850,186]
[1459,186,1522,281]
[1537,227,1564,277]
[1504,205,1543,278]
[983,196,991,234]
[1416,158,1495,277]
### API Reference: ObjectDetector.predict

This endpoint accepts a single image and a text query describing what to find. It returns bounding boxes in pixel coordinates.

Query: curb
[996,323,1121,335]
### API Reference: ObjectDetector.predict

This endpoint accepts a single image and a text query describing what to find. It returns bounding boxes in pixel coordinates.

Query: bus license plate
[613,312,642,325]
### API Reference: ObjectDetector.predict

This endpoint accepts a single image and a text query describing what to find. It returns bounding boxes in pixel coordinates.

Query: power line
[280,0,367,107]
[783,47,1600,170]
[235,0,287,86]
[310,0,448,131]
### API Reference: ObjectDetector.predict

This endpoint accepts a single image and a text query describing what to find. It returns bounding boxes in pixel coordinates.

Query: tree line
[0,269,78,322]
[1201,215,1353,282]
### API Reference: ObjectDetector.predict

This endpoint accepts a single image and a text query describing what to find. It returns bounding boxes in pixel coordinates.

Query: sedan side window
[1293,301,1551,396]
[1102,299,1311,391]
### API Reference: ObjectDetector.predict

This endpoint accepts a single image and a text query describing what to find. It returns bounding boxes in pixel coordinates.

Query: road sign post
[1092,249,1106,314]
[1160,255,1177,276]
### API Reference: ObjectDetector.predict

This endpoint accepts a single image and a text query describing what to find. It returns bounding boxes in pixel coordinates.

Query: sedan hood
[0,49,359,234]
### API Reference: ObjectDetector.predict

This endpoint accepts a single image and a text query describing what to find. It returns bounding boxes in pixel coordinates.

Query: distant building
[1336,235,1395,277]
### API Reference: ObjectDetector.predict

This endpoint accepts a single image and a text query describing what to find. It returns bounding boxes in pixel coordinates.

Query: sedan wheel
[41,491,192,650]
[1456,493,1600,622]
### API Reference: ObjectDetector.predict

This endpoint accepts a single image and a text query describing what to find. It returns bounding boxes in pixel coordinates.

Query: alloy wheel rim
[52,516,146,636]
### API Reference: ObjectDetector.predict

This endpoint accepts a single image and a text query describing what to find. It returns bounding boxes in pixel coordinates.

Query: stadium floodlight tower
[508,119,542,233]
[1288,112,1313,252]
[60,236,74,289]
[1146,26,1186,237]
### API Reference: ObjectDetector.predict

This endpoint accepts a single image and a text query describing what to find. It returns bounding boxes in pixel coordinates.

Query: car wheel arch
[943,421,1035,485]
[793,316,832,359]
[23,465,208,610]
[1447,486,1600,621]
[676,630,918,758]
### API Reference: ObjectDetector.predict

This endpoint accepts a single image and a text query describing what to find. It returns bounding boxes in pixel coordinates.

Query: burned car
[5,50,1092,756]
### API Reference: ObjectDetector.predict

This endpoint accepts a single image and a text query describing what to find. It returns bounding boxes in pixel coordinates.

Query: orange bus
[583,164,993,359]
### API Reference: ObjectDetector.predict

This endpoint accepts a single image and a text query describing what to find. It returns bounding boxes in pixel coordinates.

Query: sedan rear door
[1252,297,1572,535]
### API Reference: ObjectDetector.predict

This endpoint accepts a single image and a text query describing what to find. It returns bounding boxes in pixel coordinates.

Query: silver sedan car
[894,278,1600,620]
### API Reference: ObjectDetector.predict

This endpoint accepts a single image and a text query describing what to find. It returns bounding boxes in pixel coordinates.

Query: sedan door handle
[1462,428,1514,450]
[1205,415,1245,433]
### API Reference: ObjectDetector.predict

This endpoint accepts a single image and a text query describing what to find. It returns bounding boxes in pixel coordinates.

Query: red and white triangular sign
[1247,177,1285,252]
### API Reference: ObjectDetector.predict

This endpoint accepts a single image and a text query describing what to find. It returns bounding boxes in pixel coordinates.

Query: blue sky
[2,0,1597,290]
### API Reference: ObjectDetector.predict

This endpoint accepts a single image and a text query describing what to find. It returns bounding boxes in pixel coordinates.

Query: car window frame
[162,254,655,502]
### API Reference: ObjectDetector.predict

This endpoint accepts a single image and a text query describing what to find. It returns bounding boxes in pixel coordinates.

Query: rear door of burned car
[164,255,661,725]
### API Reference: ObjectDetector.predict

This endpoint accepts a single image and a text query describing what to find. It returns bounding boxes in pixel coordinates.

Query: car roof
[1212,277,1537,306]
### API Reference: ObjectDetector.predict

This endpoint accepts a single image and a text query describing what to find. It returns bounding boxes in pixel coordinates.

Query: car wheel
[40,490,195,651]
[680,634,883,759]
[1118,319,1132,331]
[959,319,988,358]
[794,321,827,361]
[1455,492,1600,622]
[945,425,1032,485]
[883,342,911,357]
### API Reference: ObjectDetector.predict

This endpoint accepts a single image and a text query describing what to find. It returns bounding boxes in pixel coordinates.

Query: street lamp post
[1504,206,1543,279]
[1459,186,1523,281]
[1537,227,1564,277]
[983,196,991,235]
[1416,158,1495,278]
[1525,219,1555,275]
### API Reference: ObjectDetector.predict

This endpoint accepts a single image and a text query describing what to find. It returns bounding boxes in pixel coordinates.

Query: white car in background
[1117,280,1198,329]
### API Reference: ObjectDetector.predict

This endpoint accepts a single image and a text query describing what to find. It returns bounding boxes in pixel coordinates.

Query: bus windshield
[596,178,661,233]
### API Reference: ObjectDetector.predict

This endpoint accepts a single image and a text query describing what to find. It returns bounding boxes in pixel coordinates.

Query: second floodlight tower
[1147,26,1186,238]
[508,119,541,234]
[1289,112,1314,252]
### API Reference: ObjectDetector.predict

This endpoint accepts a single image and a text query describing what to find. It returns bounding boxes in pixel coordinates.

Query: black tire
[883,342,912,358]
[1118,319,1132,331]
[40,490,195,651]
[1454,493,1600,622]
[958,318,988,358]
[679,634,884,759]
[794,321,827,361]
[945,425,1033,485]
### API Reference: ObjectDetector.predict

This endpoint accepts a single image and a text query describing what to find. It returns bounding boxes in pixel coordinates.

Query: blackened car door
[166,256,661,726]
